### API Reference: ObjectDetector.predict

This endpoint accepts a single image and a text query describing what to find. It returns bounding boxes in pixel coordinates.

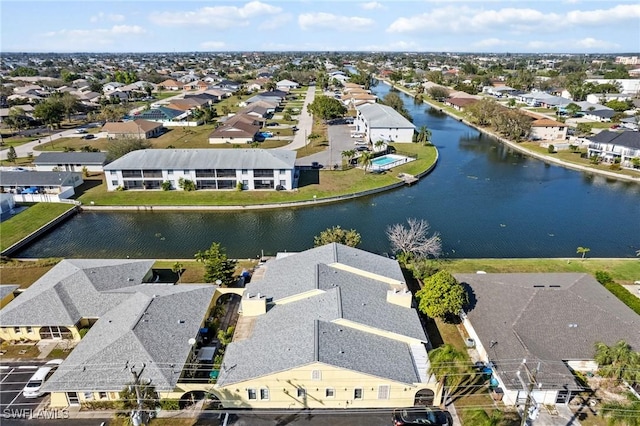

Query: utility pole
[130,363,147,426]
[517,359,540,426]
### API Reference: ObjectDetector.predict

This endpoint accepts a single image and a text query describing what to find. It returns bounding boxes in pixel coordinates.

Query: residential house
[135,106,189,122]
[213,243,441,409]
[102,119,164,139]
[0,193,16,216]
[102,82,124,94]
[184,80,209,91]
[208,114,262,144]
[585,79,640,95]
[444,97,479,112]
[455,273,640,407]
[586,93,633,105]
[34,152,107,173]
[0,170,83,202]
[214,80,241,91]
[0,259,221,408]
[354,103,416,143]
[275,79,299,91]
[103,149,296,191]
[157,79,184,91]
[529,118,568,141]
[587,130,640,168]
[0,104,34,123]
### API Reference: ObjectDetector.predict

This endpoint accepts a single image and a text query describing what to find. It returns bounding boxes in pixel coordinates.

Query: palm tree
[600,395,640,426]
[576,246,591,259]
[341,149,355,166]
[594,340,640,383]
[360,151,373,174]
[428,344,472,399]
[415,126,432,146]
[172,262,183,284]
[374,140,386,152]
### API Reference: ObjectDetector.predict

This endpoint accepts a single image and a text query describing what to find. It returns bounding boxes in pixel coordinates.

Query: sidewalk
[278,86,315,151]
[1,128,79,160]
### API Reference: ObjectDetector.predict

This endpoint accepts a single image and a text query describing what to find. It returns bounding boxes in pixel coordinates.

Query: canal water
[14,83,640,259]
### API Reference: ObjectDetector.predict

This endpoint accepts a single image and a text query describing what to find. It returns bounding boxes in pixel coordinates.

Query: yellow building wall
[49,390,120,408]
[213,362,441,409]
[0,325,81,342]
[50,392,70,408]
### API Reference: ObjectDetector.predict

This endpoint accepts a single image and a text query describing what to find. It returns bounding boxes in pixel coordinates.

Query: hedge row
[596,270,640,315]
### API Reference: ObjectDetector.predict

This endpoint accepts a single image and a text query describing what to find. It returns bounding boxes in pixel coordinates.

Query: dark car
[356,145,370,152]
[392,407,453,426]
[82,134,95,139]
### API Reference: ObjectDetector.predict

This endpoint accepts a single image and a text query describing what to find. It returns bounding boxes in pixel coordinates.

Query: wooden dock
[398,173,418,185]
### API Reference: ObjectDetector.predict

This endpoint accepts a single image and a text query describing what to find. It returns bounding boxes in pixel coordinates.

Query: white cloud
[149,1,281,28]
[574,37,619,49]
[258,13,292,30]
[40,25,146,49]
[387,3,639,34]
[89,12,125,23]
[361,2,384,10]
[566,4,640,25]
[200,41,226,50]
[298,12,375,31]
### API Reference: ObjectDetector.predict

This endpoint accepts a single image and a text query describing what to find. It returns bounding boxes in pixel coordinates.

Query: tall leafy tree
[307,95,346,121]
[359,150,373,173]
[33,98,65,130]
[313,225,361,248]
[194,242,237,286]
[7,146,17,163]
[428,344,473,398]
[600,395,640,426]
[416,270,468,320]
[105,138,151,162]
[381,92,412,122]
[414,126,432,146]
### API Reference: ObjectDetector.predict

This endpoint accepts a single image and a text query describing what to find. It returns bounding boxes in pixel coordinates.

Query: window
[325,388,335,398]
[354,388,363,400]
[99,392,108,399]
[122,170,142,178]
[297,388,306,398]
[14,327,20,334]
[247,389,257,400]
[183,170,189,175]
[26,327,33,334]
[260,388,269,400]
[168,170,174,175]
[241,169,248,174]
[83,392,94,401]
[111,180,119,186]
[110,171,117,176]
[377,385,390,400]
[279,169,286,175]
[312,370,322,380]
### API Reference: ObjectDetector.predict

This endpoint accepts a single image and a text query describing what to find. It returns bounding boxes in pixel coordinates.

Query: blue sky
[2,0,639,53]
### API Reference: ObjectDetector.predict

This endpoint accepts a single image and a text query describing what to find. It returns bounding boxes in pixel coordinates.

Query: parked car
[82,134,95,139]
[23,359,63,398]
[356,146,370,152]
[75,128,87,134]
[392,407,453,426]
[354,140,367,146]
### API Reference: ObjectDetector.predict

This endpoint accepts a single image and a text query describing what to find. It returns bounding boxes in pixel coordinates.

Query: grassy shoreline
[76,143,437,206]
[0,203,75,252]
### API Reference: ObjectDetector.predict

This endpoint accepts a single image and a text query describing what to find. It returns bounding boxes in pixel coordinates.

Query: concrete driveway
[296,120,366,168]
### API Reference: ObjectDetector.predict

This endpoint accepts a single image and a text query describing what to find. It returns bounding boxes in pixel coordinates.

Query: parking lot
[1,362,49,415]
[296,120,365,169]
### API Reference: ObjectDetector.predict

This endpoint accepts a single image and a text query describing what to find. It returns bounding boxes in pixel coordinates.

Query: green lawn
[0,203,75,252]
[76,144,437,206]
[441,258,640,282]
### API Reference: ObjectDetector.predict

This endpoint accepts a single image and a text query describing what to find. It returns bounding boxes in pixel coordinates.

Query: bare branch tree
[386,218,442,259]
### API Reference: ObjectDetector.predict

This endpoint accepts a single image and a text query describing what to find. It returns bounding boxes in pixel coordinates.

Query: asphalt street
[1,361,51,418]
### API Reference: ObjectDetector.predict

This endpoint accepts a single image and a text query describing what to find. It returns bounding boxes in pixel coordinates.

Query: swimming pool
[370,154,413,170]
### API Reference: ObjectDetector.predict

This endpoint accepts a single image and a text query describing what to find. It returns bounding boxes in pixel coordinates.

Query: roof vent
[533,285,545,288]
[568,323,578,328]
[178,320,185,324]
[127,278,134,282]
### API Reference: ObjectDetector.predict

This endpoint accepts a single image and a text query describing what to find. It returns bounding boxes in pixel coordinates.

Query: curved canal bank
[11,82,640,260]
[379,80,640,185]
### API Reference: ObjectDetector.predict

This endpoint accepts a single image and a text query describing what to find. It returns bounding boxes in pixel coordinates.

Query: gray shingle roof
[456,273,640,391]
[357,103,415,129]
[41,284,216,392]
[0,285,19,300]
[103,149,296,171]
[34,152,107,166]
[590,130,640,149]
[217,244,426,387]
[0,259,154,326]
[0,171,82,187]
[248,243,406,301]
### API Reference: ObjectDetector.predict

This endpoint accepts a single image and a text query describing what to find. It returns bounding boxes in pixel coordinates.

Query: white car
[22,359,63,398]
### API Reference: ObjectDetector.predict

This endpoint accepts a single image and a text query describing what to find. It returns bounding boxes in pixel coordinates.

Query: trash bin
[491,387,504,401]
